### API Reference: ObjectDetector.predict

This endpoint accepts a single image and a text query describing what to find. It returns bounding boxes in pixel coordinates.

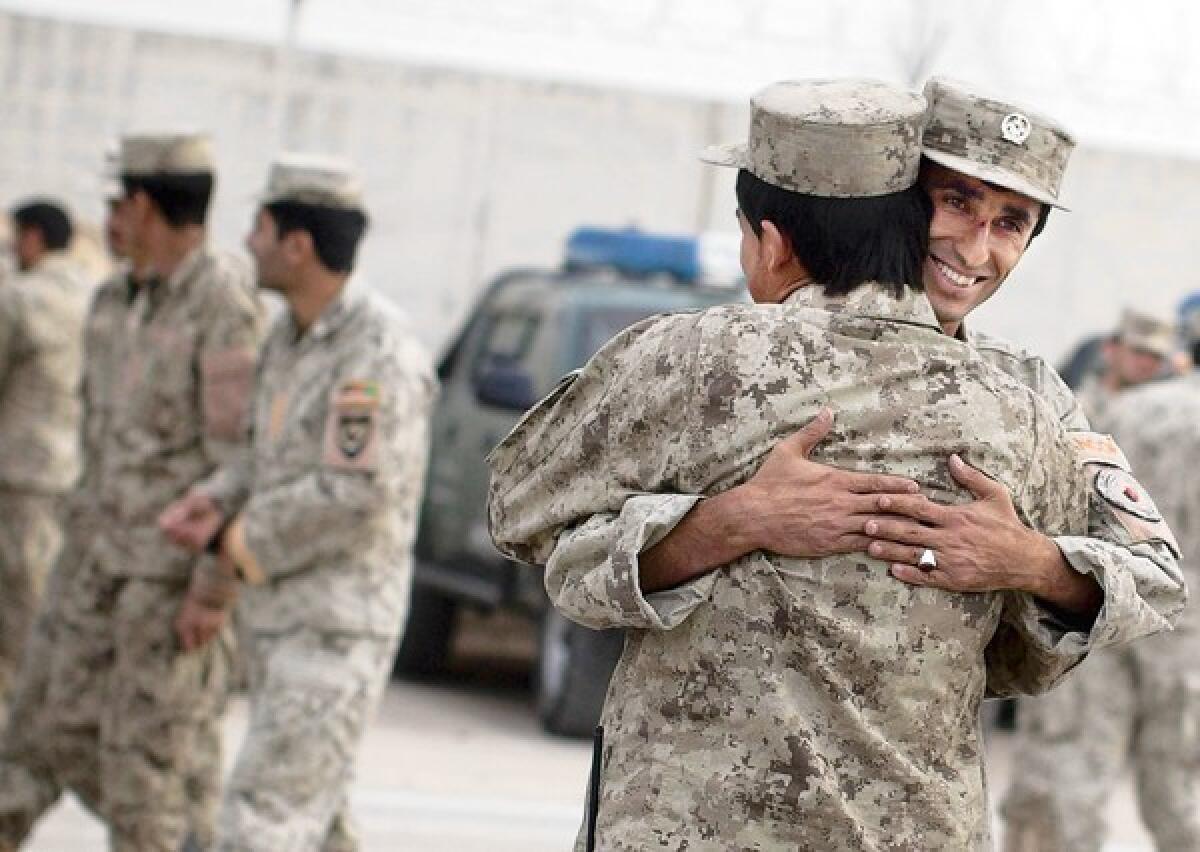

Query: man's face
[1106,340,1167,389]
[14,226,43,272]
[104,198,129,259]
[920,162,1044,336]
[245,209,290,293]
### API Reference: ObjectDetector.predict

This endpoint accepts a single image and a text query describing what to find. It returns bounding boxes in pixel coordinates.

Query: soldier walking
[160,155,436,852]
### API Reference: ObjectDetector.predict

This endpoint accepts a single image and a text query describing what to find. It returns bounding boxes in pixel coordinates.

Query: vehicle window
[573,307,669,367]
[472,312,540,379]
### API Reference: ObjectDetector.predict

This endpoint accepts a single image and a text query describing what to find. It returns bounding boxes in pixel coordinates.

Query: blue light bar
[565,226,700,282]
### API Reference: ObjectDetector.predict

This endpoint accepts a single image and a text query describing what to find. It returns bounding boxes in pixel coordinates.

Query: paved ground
[24,612,1160,851]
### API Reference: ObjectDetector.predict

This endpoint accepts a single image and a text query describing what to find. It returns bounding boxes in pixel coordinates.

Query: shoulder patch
[1068,431,1130,471]
[1094,467,1161,522]
[322,379,382,471]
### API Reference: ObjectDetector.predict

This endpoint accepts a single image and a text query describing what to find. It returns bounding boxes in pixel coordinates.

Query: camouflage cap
[260,153,364,212]
[701,78,926,198]
[922,77,1075,210]
[1117,307,1175,358]
[118,131,214,177]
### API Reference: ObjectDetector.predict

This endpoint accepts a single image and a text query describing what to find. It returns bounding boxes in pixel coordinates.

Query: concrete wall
[0,10,1195,364]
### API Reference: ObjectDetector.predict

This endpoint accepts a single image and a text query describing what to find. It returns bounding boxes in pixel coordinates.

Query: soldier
[159,155,436,852]
[1072,307,1175,428]
[0,200,89,711]
[486,78,1149,850]
[524,77,1183,720]
[0,132,261,851]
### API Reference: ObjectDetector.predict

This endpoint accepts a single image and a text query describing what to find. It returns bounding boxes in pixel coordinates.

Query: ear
[758,219,794,273]
[281,229,314,265]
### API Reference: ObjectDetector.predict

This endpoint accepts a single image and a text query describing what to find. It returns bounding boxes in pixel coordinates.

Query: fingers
[866,539,924,565]
[948,454,1006,500]
[845,472,921,495]
[864,518,936,547]
[890,563,947,587]
[874,493,946,525]
[787,407,835,458]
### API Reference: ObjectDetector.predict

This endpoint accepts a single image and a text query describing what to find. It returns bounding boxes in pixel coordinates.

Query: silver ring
[918,548,938,570]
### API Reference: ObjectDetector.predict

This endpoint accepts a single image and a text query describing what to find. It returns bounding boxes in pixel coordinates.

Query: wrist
[708,484,766,556]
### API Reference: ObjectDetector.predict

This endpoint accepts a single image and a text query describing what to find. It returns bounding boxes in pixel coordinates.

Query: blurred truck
[394,226,741,737]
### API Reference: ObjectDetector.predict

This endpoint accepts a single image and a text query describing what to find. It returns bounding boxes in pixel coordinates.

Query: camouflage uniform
[0,243,260,852]
[1002,373,1200,852]
[489,283,1104,850]
[203,170,434,852]
[0,251,89,708]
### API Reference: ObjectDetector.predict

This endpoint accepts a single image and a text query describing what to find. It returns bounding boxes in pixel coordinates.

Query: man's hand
[738,408,922,558]
[864,454,1066,596]
[159,488,223,553]
[640,409,919,592]
[174,594,228,652]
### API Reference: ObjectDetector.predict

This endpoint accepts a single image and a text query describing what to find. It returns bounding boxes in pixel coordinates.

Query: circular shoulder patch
[1094,467,1162,522]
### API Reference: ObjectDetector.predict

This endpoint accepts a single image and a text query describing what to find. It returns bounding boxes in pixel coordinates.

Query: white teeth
[935,259,976,288]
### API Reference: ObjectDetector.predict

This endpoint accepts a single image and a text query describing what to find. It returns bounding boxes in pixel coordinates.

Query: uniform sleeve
[990,362,1185,693]
[236,349,434,582]
[0,287,23,389]
[488,315,704,630]
[198,274,263,468]
[985,398,1092,697]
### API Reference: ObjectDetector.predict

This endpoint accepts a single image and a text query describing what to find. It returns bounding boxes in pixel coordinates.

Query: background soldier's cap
[118,131,213,177]
[1117,307,1175,358]
[701,78,926,198]
[260,153,364,212]
[922,77,1075,211]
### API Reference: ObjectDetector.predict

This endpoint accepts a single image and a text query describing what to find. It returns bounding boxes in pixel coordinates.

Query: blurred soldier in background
[1002,303,1200,852]
[0,132,262,852]
[1073,307,1176,428]
[160,155,435,852]
[0,200,88,713]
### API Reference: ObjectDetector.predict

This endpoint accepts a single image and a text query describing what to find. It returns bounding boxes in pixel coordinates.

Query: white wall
[1,10,1195,365]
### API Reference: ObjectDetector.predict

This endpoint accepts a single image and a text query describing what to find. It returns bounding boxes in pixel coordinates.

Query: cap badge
[1000,113,1032,145]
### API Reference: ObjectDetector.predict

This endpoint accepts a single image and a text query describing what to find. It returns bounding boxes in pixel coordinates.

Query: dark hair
[735,169,930,298]
[264,201,369,274]
[11,200,72,250]
[122,172,214,227]
[1028,204,1051,242]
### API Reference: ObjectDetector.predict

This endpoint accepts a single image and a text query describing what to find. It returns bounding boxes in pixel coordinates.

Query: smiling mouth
[931,257,981,289]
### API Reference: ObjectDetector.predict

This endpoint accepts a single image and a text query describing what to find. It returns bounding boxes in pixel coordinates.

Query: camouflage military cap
[118,131,214,177]
[1118,307,1175,358]
[922,77,1075,210]
[260,153,364,212]
[701,78,926,198]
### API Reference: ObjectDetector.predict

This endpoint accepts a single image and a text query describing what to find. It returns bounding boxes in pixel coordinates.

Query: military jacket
[962,329,1185,647]
[202,284,435,637]
[489,284,1091,850]
[75,248,261,578]
[0,252,90,493]
[1104,374,1200,632]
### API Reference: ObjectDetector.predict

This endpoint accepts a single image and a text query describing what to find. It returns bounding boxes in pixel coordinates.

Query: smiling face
[920,162,1044,337]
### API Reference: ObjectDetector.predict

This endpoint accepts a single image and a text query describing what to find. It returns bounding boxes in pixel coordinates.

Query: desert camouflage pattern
[75,247,260,581]
[0,251,90,493]
[922,76,1075,208]
[201,282,435,637]
[214,628,396,852]
[1003,373,1200,852]
[0,251,89,710]
[261,153,365,212]
[0,250,260,851]
[119,131,214,176]
[489,283,1095,850]
[201,282,433,849]
[701,78,925,197]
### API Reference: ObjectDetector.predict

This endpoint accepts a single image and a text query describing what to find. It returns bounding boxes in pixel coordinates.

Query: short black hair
[11,200,72,250]
[122,172,214,227]
[1029,205,1051,243]
[264,201,369,274]
[736,170,930,298]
